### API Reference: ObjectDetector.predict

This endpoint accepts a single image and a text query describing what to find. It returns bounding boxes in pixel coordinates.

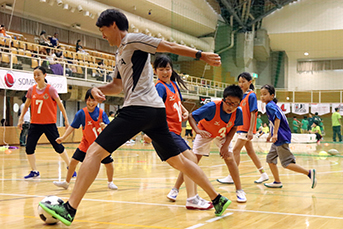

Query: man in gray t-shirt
[39,9,230,226]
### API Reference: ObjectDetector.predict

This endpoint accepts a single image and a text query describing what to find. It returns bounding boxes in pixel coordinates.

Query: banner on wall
[331,103,343,115]
[292,103,309,115]
[277,103,291,114]
[0,69,67,93]
[257,100,266,114]
[311,103,331,115]
[199,96,211,106]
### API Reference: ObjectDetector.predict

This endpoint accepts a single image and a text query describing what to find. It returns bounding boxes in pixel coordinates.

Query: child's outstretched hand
[100,122,107,129]
[56,137,64,144]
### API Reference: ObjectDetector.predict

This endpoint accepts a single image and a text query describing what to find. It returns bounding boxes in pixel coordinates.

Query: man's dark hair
[335,107,339,112]
[96,9,129,31]
[223,84,243,101]
[315,112,318,115]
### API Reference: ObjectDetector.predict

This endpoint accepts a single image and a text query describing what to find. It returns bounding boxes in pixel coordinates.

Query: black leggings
[26,123,64,155]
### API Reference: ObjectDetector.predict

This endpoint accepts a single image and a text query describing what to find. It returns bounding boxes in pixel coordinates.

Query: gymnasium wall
[262,0,343,91]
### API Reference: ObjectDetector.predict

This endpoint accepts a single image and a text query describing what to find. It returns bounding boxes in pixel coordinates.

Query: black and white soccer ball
[38,195,64,225]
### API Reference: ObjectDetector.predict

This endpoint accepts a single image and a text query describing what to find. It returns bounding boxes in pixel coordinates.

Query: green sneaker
[213,196,231,216]
[38,201,74,226]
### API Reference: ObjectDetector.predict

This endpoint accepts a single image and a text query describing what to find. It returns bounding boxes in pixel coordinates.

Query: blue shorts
[170,132,191,153]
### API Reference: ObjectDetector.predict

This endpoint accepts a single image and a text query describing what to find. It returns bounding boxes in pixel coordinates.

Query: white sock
[187,195,197,201]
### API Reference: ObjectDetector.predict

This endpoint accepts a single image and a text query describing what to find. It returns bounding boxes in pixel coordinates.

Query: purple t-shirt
[266,101,291,146]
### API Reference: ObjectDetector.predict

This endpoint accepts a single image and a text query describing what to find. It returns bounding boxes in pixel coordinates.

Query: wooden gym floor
[0,140,343,229]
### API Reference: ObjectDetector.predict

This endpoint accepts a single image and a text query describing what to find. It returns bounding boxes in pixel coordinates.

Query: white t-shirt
[20,103,31,123]
[113,33,164,108]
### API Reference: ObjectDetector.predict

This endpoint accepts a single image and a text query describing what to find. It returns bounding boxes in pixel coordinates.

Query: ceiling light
[304,52,309,56]
[56,0,63,6]
[63,4,68,10]
[77,5,83,12]
[83,11,89,16]
[70,7,75,13]
[40,0,47,2]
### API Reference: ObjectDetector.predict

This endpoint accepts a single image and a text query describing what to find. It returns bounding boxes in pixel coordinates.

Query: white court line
[185,223,205,229]
[1,170,343,181]
[205,213,233,222]
[228,209,343,220]
[1,193,343,220]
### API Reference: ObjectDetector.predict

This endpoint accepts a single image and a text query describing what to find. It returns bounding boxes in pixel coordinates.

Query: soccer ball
[38,196,64,225]
[328,149,339,156]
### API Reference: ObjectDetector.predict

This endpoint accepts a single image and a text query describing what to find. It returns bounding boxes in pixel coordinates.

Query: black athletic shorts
[72,148,113,164]
[26,123,64,155]
[95,106,180,161]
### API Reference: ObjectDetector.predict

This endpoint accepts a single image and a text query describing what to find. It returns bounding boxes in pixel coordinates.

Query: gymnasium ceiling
[0,0,339,60]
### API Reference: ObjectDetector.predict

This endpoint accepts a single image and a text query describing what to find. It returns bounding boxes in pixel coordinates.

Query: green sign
[252,73,258,78]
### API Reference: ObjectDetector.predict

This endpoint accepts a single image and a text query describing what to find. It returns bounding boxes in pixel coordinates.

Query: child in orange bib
[217,72,269,184]
[53,89,118,190]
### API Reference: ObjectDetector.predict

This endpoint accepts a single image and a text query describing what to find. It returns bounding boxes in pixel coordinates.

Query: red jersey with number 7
[198,100,237,138]
[30,84,57,124]
[79,107,103,152]
[155,80,182,135]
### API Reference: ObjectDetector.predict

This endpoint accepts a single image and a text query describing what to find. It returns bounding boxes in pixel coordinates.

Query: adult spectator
[49,33,59,47]
[301,116,309,133]
[76,39,88,54]
[19,96,31,146]
[256,114,262,132]
[332,107,342,142]
[0,25,11,38]
[39,30,50,46]
[292,116,300,133]
[308,113,314,131]
[46,49,63,75]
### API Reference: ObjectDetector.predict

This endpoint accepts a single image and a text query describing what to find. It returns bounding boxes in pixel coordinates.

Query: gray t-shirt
[113,33,164,108]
